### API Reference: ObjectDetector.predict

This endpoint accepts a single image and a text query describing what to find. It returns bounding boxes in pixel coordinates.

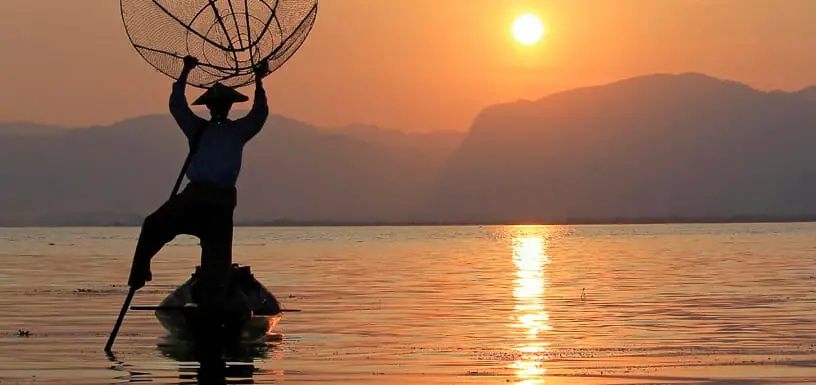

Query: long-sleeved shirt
[169,82,269,188]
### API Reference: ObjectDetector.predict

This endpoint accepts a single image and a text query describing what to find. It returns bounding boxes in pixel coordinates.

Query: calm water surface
[0,224,815,384]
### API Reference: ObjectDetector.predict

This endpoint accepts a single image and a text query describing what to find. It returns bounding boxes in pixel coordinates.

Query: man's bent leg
[128,196,192,289]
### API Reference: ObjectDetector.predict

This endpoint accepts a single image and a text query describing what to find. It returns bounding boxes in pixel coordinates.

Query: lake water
[0,224,815,384]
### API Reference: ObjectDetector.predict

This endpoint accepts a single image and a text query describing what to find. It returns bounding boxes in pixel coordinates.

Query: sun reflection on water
[510,227,551,384]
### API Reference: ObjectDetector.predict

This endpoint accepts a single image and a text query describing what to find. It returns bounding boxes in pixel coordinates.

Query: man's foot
[127,264,152,290]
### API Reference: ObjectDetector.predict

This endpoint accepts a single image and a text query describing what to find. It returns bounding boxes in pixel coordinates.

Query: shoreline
[3,215,816,228]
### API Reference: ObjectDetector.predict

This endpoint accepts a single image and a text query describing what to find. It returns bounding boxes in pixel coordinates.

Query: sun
[512,13,544,46]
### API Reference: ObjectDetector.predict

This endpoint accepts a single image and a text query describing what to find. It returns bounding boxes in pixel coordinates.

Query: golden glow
[512,14,544,46]
[509,226,552,384]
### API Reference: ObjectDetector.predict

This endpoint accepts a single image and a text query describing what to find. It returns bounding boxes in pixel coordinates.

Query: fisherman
[126,55,270,313]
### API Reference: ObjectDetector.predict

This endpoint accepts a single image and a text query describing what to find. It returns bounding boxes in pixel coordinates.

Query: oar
[104,120,208,353]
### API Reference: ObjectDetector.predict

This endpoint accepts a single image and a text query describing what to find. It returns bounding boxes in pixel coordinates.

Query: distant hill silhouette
[425,73,816,222]
[0,115,461,225]
[2,72,816,226]
[335,123,464,151]
[0,123,66,136]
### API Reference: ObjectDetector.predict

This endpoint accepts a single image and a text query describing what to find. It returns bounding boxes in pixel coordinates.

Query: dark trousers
[130,182,237,307]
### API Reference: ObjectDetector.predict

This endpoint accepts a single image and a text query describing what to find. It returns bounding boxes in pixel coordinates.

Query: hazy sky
[2,0,816,132]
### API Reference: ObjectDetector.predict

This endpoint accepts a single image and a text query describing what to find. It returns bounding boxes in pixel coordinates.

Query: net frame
[121,0,318,89]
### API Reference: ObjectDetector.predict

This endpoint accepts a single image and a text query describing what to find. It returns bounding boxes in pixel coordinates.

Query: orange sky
[2,0,816,132]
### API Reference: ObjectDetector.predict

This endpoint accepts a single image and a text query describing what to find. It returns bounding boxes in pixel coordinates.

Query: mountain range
[2,72,816,226]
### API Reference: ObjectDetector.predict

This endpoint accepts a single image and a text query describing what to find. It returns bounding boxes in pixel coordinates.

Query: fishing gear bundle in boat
[151,264,284,342]
[121,0,318,88]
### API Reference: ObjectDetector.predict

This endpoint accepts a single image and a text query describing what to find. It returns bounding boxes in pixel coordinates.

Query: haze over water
[0,223,815,384]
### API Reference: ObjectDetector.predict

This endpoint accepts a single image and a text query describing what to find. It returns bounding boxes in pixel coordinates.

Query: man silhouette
[127,55,269,312]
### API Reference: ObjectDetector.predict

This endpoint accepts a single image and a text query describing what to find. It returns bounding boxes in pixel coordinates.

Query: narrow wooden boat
[149,264,285,342]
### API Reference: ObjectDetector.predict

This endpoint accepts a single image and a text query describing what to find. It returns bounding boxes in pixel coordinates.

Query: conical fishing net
[121,0,318,88]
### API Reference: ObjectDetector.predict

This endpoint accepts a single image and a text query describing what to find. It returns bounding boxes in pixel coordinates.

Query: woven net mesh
[121,0,318,88]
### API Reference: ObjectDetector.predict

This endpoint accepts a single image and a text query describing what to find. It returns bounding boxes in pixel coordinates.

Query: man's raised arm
[238,61,270,142]
[169,56,205,138]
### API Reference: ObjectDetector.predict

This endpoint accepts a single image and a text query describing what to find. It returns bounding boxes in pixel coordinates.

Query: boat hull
[153,264,283,342]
